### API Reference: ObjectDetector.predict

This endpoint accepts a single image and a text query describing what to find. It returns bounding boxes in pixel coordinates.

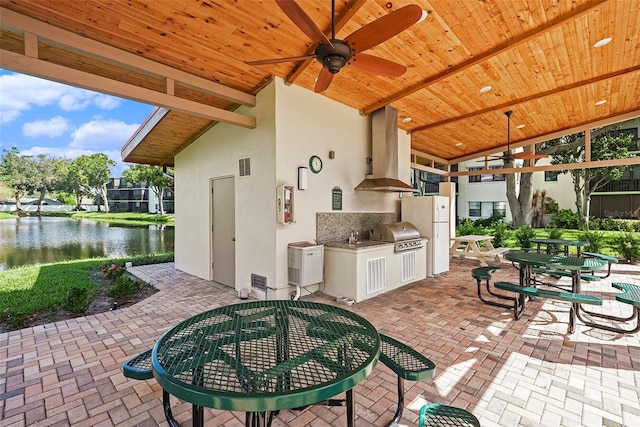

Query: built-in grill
[370,221,423,252]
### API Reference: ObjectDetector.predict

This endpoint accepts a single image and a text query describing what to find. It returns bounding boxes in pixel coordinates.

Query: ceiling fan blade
[275,0,333,46]
[346,53,406,77]
[246,55,316,66]
[314,67,334,93]
[344,4,422,53]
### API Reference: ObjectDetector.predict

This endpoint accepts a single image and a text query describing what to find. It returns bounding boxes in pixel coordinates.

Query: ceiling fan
[246,0,423,92]
[482,110,547,163]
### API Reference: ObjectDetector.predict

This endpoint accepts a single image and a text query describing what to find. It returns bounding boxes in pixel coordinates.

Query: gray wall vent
[239,157,251,176]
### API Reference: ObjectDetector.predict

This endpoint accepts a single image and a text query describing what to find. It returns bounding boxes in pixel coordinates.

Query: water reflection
[0,216,174,271]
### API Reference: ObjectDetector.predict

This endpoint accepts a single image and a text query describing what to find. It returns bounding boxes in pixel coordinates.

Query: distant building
[106,177,174,213]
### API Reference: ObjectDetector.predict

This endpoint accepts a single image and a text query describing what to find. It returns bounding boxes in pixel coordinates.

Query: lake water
[0,216,174,271]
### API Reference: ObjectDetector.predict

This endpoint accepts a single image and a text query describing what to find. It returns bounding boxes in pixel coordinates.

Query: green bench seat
[122,349,178,427]
[582,252,619,278]
[378,333,436,426]
[531,267,600,281]
[419,403,480,427]
[575,283,640,334]
[471,266,515,310]
[494,281,602,325]
[613,282,640,308]
[494,282,603,304]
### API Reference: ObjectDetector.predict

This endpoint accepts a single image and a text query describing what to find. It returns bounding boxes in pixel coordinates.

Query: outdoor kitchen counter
[323,239,427,303]
[322,240,393,251]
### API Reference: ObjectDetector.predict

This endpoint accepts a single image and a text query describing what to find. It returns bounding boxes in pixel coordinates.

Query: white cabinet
[323,241,426,303]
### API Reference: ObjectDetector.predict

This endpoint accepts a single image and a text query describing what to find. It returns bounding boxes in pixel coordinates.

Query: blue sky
[0,69,155,176]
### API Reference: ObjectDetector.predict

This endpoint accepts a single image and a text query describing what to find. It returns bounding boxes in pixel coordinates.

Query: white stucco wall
[174,78,406,297]
[532,157,577,211]
[175,82,277,284]
[456,160,514,222]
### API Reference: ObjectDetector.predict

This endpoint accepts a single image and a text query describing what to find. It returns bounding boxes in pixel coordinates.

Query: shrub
[551,209,579,229]
[546,228,564,253]
[473,215,503,228]
[579,230,604,253]
[100,262,126,280]
[514,225,535,249]
[107,275,140,299]
[456,218,485,236]
[127,252,174,266]
[63,286,92,313]
[491,220,510,248]
[612,232,640,263]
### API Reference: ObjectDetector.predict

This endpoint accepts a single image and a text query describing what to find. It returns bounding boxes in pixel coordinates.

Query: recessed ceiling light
[417,10,428,23]
[516,124,525,129]
[593,37,612,48]
[479,86,492,93]
[595,99,607,105]
[402,117,412,123]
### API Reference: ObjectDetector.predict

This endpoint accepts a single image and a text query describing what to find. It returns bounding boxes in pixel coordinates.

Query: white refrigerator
[401,195,450,277]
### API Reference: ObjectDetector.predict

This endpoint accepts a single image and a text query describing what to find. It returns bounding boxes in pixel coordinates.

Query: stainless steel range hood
[355,106,415,192]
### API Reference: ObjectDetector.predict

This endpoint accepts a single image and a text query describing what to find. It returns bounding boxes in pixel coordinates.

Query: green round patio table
[152,300,380,427]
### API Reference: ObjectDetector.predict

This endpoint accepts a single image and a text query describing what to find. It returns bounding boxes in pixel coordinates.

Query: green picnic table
[152,300,380,427]
[530,238,589,256]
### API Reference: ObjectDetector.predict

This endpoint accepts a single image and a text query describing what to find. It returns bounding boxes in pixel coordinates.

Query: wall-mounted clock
[309,155,323,173]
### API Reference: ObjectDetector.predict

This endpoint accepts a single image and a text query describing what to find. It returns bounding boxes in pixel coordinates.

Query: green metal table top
[505,250,606,271]
[530,238,589,246]
[152,300,380,412]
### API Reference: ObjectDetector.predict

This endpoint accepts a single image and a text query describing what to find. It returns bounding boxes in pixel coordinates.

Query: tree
[123,164,173,215]
[504,159,536,228]
[545,127,635,230]
[64,154,115,212]
[0,147,32,211]
[31,154,67,214]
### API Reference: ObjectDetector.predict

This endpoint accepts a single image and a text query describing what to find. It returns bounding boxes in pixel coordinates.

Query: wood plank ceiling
[1,0,639,168]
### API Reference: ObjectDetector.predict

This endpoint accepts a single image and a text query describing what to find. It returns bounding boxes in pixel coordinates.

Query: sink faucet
[353,230,359,243]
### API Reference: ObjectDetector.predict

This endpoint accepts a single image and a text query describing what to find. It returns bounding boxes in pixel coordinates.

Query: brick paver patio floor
[1,259,639,426]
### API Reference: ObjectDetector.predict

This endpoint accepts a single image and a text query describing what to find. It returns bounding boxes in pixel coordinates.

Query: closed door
[211,176,235,287]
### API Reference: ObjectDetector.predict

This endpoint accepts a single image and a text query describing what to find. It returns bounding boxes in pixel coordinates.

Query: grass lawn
[0,212,15,220]
[36,211,174,226]
[0,259,103,329]
[0,253,173,331]
[498,228,625,257]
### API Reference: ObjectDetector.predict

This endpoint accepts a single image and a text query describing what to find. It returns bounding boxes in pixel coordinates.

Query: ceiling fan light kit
[247,0,423,92]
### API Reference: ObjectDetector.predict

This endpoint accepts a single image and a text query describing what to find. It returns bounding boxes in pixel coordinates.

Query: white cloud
[70,118,140,151]
[0,73,122,123]
[93,94,120,110]
[23,116,70,138]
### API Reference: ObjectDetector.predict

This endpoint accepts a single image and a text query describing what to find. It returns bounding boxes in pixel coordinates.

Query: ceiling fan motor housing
[316,40,352,73]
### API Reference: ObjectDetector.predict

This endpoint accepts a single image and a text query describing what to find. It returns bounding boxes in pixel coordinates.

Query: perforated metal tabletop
[152,300,380,426]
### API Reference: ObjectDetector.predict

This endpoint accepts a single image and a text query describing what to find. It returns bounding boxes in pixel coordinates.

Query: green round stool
[419,404,480,427]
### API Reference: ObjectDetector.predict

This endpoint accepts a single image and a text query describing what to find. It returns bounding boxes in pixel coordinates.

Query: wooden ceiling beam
[449,156,640,177]
[360,0,608,116]
[1,50,256,128]
[452,109,640,163]
[286,0,367,84]
[410,65,640,134]
[0,7,256,107]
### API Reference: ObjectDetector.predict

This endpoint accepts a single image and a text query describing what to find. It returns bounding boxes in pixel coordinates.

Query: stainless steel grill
[370,222,423,252]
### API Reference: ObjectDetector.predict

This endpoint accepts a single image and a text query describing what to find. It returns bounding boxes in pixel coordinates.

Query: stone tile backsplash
[316,212,398,243]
